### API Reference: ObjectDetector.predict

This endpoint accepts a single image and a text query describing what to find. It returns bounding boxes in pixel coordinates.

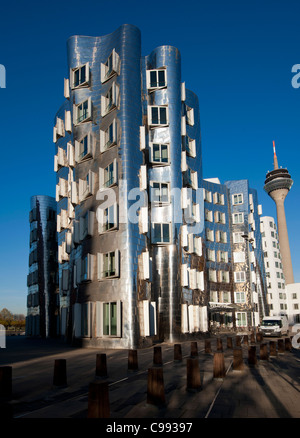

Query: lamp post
[242,233,255,331]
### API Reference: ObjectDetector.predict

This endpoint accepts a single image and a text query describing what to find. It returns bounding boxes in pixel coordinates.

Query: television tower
[264,141,294,284]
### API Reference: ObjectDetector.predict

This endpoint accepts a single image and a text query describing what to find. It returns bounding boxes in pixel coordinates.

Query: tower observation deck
[263,141,294,284]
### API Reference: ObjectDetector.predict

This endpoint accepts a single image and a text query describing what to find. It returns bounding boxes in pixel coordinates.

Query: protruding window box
[73,97,92,125]
[101,83,120,117]
[70,63,90,89]
[101,49,120,84]
[75,134,94,163]
[97,250,120,280]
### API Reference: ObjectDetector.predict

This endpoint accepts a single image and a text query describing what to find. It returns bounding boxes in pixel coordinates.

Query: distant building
[260,216,287,315]
[26,195,59,338]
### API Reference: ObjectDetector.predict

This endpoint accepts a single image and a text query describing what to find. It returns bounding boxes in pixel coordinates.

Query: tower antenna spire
[273,140,279,170]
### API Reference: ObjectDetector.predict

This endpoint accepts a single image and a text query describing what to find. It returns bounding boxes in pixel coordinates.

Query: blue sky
[0,0,300,314]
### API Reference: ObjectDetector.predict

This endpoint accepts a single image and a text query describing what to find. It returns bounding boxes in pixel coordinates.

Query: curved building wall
[26,195,58,338]
[53,24,206,348]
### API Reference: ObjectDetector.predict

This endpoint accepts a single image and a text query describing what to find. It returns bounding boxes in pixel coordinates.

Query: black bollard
[213,352,226,379]
[53,359,67,387]
[205,339,212,353]
[269,341,277,357]
[87,381,110,418]
[174,344,182,362]
[128,350,138,371]
[147,368,165,406]
[96,354,108,377]
[190,341,198,357]
[260,343,269,361]
[233,348,244,371]
[186,358,201,392]
[153,346,163,366]
[0,366,12,400]
[248,346,257,366]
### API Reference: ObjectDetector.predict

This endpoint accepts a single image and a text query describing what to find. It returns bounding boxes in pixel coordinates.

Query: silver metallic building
[26,195,58,338]
[53,24,208,349]
[53,24,268,349]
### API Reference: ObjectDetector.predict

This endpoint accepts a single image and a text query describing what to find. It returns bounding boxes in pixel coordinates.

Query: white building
[260,216,300,323]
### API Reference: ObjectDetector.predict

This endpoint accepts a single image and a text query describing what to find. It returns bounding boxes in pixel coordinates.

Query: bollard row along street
[0,333,300,419]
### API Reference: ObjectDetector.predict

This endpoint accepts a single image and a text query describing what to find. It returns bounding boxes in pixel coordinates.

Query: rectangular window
[148,105,168,126]
[101,49,120,83]
[236,312,247,327]
[96,301,121,337]
[234,292,246,303]
[98,203,118,233]
[75,134,93,162]
[217,250,228,263]
[232,193,243,205]
[100,119,117,152]
[150,182,170,204]
[78,170,95,201]
[233,232,244,243]
[206,228,214,242]
[234,271,246,283]
[182,136,196,158]
[209,269,217,282]
[74,98,92,125]
[183,168,198,189]
[150,143,169,165]
[216,230,227,244]
[215,211,226,224]
[204,190,212,203]
[151,223,171,244]
[147,69,167,89]
[101,83,120,116]
[232,212,244,224]
[205,209,213,222]
[207,248,215,262]
[98,250,120,279]
[71,63,89,89]
[214,192,224,205]
[99,159,118,189]
[219,270,229,283]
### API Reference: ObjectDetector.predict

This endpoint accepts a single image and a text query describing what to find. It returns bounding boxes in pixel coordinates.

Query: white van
[259,315,289,337]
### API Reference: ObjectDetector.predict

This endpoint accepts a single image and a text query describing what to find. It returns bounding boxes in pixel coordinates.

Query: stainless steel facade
[52,24,268,349]
[53,25,208,348]
[26,195,58,338]
[224,180,268,327]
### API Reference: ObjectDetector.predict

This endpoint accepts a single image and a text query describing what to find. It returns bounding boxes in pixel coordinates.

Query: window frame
[97,250,120,280]
[149,142,170,165]
[234,271,246,283]
[232,193,244,205]
[70,63,90,89]
[232,212,244,224]
[146,68,167,90]
[74,97,92,125]
[148,105,169,126]
[151,222,171,244]
[150,181,170,205]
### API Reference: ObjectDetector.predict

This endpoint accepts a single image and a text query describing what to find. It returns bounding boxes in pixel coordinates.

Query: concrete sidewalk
[1,335,300,419]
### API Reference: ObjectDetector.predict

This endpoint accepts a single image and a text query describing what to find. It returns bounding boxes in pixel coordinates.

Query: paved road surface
[1,334,300,421]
